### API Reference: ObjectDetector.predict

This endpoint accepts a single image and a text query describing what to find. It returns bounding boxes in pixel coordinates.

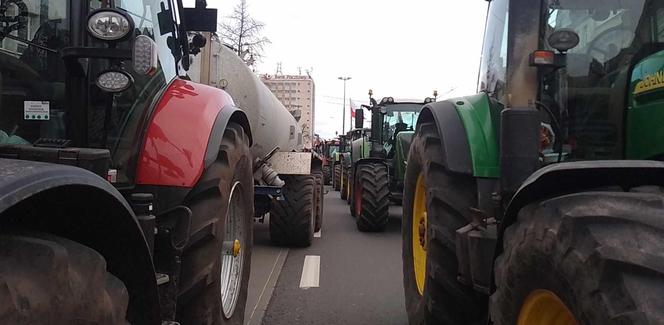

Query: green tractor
[340,128,368,201]
[349,92,431,231]
[403,0,664,324]
[333,134,348,191]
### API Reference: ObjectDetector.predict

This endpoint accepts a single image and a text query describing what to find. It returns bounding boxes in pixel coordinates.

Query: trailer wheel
[491,191,664,324]
[402,122,486,324]
[313,170,324,232]
[334,164,342,191]
[323,165,331,185]
[355,163,390,232]
[0,232,129,324]
[341,164,349,200]
[177,122,253,325]
[270,175,315,247]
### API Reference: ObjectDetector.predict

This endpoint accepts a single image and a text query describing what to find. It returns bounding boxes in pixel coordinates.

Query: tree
[218,0,270,67]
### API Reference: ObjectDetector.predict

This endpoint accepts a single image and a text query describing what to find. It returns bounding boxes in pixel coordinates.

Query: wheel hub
[412,173,428,295]
[518,289,578,325]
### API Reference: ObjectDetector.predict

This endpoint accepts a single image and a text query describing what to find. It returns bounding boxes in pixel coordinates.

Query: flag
[350,99,357,118]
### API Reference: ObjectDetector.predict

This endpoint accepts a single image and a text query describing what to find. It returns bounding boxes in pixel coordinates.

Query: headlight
[96,70,133,92]
[133,35,158,75]
[87,9,133,41]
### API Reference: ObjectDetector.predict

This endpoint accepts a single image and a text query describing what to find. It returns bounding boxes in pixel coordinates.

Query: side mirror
[182,7,218,32]
[355,109,364,129]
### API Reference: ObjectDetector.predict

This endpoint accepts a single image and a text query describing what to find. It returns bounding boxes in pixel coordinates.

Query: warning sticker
[24,101,50,120]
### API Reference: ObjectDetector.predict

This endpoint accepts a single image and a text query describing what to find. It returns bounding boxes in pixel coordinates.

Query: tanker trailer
[189,35,324,247]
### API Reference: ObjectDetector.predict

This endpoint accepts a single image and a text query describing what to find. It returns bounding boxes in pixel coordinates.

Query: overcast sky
[192,0,489,138]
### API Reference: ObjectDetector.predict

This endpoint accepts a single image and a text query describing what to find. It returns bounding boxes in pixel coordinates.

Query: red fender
[136,79,235,187]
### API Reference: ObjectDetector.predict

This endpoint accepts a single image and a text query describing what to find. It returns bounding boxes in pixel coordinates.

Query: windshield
[382,104,421,142]
[543,0,651,159]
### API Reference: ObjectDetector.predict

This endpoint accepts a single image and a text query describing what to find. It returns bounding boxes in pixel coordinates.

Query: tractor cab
[356,91,431,160]
[481,0,664,163]
[0,0,215,184]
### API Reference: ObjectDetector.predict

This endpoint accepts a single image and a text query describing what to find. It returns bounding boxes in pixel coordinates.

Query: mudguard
[136,79,251,188]
[419,94,501,177]
[352,157,388,177]
[0,159,160,324]
[497,160,664,257]
[394,131,414,184]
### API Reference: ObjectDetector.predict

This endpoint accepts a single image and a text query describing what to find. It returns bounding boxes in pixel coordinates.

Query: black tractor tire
[346,167,353,205]
[341,165,349,200]
[0,232,129,324]
[313,170,324,232]
[402,121,486,325]
[334,164,342,191]
[177,122,254,325]
[322,165,331,185]
[491,191,664,324]
[270,175,315,247]
[355,163,390,232]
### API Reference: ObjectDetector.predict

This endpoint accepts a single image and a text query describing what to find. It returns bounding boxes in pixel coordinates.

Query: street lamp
[338,76,351,134]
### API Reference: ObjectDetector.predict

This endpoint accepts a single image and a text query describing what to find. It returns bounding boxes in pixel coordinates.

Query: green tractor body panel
[394,131,414,185]
[351,136,371,163]
[626,50,664,159]
[452,93,501,178]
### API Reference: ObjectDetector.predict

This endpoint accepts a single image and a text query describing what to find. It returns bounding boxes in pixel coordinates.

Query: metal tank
[188,36,303,159]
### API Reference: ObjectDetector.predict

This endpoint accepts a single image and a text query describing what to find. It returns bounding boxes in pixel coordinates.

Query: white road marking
[314,229,322,238]
[299,255,320,288]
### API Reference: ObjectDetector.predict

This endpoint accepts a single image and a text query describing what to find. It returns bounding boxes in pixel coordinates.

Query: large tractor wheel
[313,170,324,232]
[270,175,315,247]
[177,122,254,325]
[0,232,129,324]
[355,163,390,232]
[322,165,331,185]
[345,167,353,205]
[491,190,664,324]
[341,165,349,200]
[334,164,342,191]
[402,121,486,324]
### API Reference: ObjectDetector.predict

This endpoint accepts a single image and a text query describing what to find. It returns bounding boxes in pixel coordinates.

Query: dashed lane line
[299,255,320,289]
[314,229,322,238]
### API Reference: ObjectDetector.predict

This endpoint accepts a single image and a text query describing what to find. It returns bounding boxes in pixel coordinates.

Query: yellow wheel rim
[412,174,427,295]
[518,290,579,325]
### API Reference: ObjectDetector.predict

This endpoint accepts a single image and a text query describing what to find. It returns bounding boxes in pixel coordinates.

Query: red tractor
[0,0,255,324]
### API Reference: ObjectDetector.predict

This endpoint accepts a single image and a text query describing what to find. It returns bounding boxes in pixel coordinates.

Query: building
[261,74,316,149]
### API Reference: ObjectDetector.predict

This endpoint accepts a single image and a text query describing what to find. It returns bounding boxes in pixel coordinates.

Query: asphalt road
[245,186,408,325]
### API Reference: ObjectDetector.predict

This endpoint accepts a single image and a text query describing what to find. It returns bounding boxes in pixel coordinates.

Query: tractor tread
[313,171,324,232]
[177,122,254,325]
[0,232,129,324]
[334,164,342,191]
[402,121,486,325]
[270,175,315,247]
[491,191,664,325]
[356,163,390,232]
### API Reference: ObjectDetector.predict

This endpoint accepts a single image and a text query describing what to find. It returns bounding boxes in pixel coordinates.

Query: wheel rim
[220,181,246,319]
[518,289,579,325]
[412,173,427,295]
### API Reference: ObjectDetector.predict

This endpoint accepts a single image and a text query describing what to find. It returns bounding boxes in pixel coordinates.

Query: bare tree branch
[218,0,271,67]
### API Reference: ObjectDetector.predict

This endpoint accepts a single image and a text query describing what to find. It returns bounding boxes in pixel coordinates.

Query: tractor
[333,134,349,191]
[340,127,369,202]
[320,138,339,185]
[402,0,664,324]
[0,0,259,324]
[348,91,431,231]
